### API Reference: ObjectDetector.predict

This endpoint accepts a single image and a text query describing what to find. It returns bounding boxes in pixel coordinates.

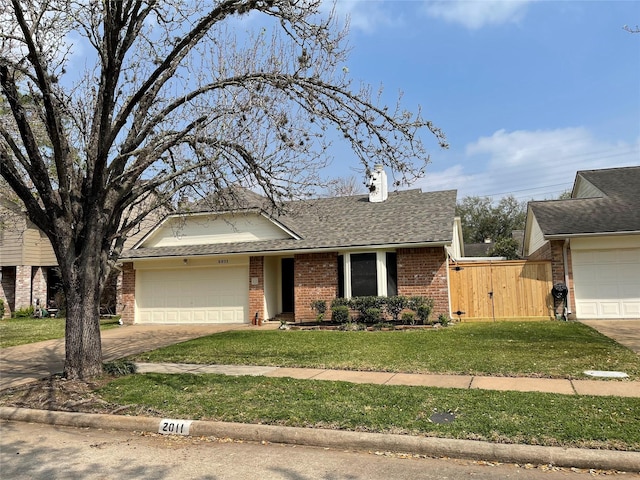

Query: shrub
[405,296,434,324]
[12,305,34,318]
[310,300,327,322]
[406,296,426,312]
[350,296,384,321]
[103,360,137,376]
[401,311,415,325]
[384,295,407,322]
[416,303,433,325]
[372,321,395,331]
[438,313,451,327]
[331,297,350,308]
[337,321,366,331]
[0,298,4,318]
[331,305,350,324]
[363,307,382,324]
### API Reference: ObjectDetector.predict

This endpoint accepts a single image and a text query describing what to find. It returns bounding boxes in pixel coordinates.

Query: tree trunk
[62,261,104,380]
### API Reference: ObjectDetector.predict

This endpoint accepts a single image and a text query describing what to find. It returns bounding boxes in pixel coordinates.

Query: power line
[483,182,573,198]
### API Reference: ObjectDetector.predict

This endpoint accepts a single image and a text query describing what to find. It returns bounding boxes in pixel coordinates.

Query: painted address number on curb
[159,419,193,436]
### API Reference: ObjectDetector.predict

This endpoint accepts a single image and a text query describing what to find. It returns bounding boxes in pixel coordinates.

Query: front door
[281,258,294,313]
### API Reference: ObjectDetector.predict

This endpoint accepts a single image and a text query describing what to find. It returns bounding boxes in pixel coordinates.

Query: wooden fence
[449,260,554,322]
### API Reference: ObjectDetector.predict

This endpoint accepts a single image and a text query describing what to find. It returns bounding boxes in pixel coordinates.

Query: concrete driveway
[580,320,640,354]
[0,323,274,391]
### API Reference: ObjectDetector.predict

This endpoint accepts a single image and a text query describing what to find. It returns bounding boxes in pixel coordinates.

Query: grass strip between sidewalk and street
[129,322,640,380]
[97,372,640,451]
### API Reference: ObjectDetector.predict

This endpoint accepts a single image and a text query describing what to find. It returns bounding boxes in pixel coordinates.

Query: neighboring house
[0,197,58,317]
[118,166,463,325]
[523,166,640,320]
[0,196,158,318]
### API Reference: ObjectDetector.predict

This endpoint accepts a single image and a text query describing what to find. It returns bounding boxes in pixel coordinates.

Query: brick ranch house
[118,166,464,325]
[523,166,640,320]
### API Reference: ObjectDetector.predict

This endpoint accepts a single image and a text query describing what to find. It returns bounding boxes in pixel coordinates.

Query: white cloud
[323,0,403,33]
[422,0,532,30]
[419,127,640,201]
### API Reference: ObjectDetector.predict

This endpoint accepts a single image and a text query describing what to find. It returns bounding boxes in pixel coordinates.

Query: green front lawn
[99,373,640,450]
[0,317,121,348]
[131,321,640,380]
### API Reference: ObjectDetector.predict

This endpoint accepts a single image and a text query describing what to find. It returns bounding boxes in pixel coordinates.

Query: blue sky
[325,0,640,201]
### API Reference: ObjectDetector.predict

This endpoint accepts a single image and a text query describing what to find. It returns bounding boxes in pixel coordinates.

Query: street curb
[1,407,639,472]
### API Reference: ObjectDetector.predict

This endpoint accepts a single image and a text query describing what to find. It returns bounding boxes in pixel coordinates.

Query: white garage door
[136,267,249,324]
[572,248,640,319]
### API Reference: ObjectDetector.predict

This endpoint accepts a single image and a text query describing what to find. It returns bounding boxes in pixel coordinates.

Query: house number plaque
[158,418,193,436]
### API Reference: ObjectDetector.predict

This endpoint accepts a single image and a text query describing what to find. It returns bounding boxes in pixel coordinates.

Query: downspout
[562,239,572,315]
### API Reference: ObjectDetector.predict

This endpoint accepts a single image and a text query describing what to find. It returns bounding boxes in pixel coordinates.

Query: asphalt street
[2,420,636,480]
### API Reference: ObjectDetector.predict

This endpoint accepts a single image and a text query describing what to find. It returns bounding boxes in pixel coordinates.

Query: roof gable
[138,211,296,248]
[526,166,640,244]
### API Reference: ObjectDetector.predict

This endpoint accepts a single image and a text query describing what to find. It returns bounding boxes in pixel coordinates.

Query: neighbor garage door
[572,248,640,319]
[136,266,249,324]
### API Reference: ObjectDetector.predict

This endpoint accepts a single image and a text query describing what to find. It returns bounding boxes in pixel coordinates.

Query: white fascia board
[544,230,640,240]
[258,211,301,240]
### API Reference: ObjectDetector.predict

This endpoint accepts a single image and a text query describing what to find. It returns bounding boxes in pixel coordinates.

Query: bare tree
[324,175,365,197]
[0,0,447,379]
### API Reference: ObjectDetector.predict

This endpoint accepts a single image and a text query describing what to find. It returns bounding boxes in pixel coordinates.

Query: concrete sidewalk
[135,362,640,398]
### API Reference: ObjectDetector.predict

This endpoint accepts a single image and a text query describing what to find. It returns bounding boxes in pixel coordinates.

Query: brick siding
[549,240,576,318]
[397,247,449,318]
[294,252,338,322]
[32,266,47,307]
[249,256,264,324]
[14,265,32,311]
[118,262,135,325]
[0,267,15,318]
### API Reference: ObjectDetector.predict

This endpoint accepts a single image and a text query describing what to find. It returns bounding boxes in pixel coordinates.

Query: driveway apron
[0,324,266,391]
[580,320,640,354]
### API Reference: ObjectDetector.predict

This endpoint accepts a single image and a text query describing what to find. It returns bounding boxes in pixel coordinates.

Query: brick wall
[32,266,47,306]
[118,262,135,325]
[397,247,449,318]
[527,242,551,261]
[294,252,338,322]
[249,256,264,324]
[0,267,15,318]
[548,240,576,319]
[14,265,32,311]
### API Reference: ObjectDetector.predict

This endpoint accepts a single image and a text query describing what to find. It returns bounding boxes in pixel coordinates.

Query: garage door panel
[577,303,598,317]
[573,247,640,319]
[623,303,640,316]
[136,266,249,324]
[600,303,621,317]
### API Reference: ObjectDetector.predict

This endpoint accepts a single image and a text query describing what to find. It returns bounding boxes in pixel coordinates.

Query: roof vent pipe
[368,164,388,203]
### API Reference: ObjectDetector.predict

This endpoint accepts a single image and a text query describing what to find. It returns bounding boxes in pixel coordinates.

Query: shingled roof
[122,188,457,259]
[528,166,640,237]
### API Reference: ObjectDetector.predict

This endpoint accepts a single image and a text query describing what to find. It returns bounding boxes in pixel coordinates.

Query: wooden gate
[449,260,554,322]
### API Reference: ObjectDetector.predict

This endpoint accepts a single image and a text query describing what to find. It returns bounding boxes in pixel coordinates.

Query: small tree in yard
[0,0,446,380]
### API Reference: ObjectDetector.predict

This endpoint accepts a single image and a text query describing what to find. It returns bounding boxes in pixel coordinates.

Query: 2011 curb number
[159,418,192,436]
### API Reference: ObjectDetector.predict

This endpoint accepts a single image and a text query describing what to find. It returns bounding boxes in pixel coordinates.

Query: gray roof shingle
[529,166,640,236]
[123,188,457,259]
